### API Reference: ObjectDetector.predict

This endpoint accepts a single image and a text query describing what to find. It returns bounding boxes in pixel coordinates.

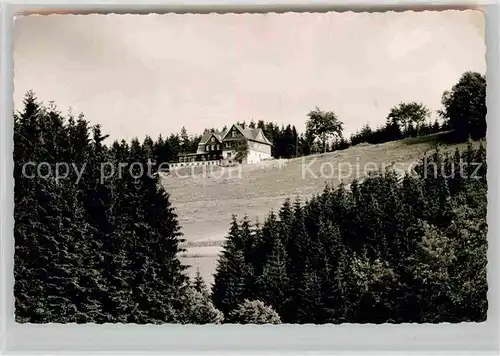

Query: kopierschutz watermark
[301,156,484,181]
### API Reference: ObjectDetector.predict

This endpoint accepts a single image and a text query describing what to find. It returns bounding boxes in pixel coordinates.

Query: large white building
[176,124,273,167]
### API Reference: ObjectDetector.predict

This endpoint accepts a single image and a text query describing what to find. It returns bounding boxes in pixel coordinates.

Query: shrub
[228,299,281,324]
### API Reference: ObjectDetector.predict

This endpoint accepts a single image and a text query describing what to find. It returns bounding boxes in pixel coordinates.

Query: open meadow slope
[161,133,480,284]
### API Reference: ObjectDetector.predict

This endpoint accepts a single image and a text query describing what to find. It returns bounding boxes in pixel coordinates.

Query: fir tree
[256,238,290,317]
[212,217,253,315]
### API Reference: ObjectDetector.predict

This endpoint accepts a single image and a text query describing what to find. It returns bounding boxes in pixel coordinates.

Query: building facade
[176,124,272,167]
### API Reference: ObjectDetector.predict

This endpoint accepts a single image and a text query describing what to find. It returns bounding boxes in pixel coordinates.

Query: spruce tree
[252,211,280,276]
[296,261,323,324]
[212,217,252,315]
[256,238,290,317]
[277,199,293,246]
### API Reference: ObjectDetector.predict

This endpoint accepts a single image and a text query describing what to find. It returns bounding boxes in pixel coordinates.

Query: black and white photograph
[12,9,488,325]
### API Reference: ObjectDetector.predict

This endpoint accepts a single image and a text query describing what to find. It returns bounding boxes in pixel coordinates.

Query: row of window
[178,154,221,163]
[205,143,269,152]
[205,154,220,160]
[206,144,220,151]
[205,141,237,151]
[175,160,221,168]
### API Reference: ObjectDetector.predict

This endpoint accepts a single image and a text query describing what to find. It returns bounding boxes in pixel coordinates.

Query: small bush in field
[228,299,281,324]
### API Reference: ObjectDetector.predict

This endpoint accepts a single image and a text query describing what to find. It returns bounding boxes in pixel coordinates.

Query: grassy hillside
[161,132,480,284]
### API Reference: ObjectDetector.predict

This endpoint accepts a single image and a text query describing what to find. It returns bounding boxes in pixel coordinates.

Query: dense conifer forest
[14,93,221,323]
[14,71,488,324]
[212,140,488,323]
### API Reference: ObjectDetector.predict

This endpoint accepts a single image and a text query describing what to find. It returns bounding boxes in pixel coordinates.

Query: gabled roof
[198,131,223,145]
[249,128,273,146]
[221,124,273,146]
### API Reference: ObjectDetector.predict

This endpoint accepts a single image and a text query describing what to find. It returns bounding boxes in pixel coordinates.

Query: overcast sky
[13,10,485,141]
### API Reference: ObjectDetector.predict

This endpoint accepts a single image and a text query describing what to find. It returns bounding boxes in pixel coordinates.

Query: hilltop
[161,132,481,284]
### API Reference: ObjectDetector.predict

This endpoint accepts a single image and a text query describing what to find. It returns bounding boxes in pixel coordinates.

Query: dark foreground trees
[213,140,488,323]
[14,92,222,323]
